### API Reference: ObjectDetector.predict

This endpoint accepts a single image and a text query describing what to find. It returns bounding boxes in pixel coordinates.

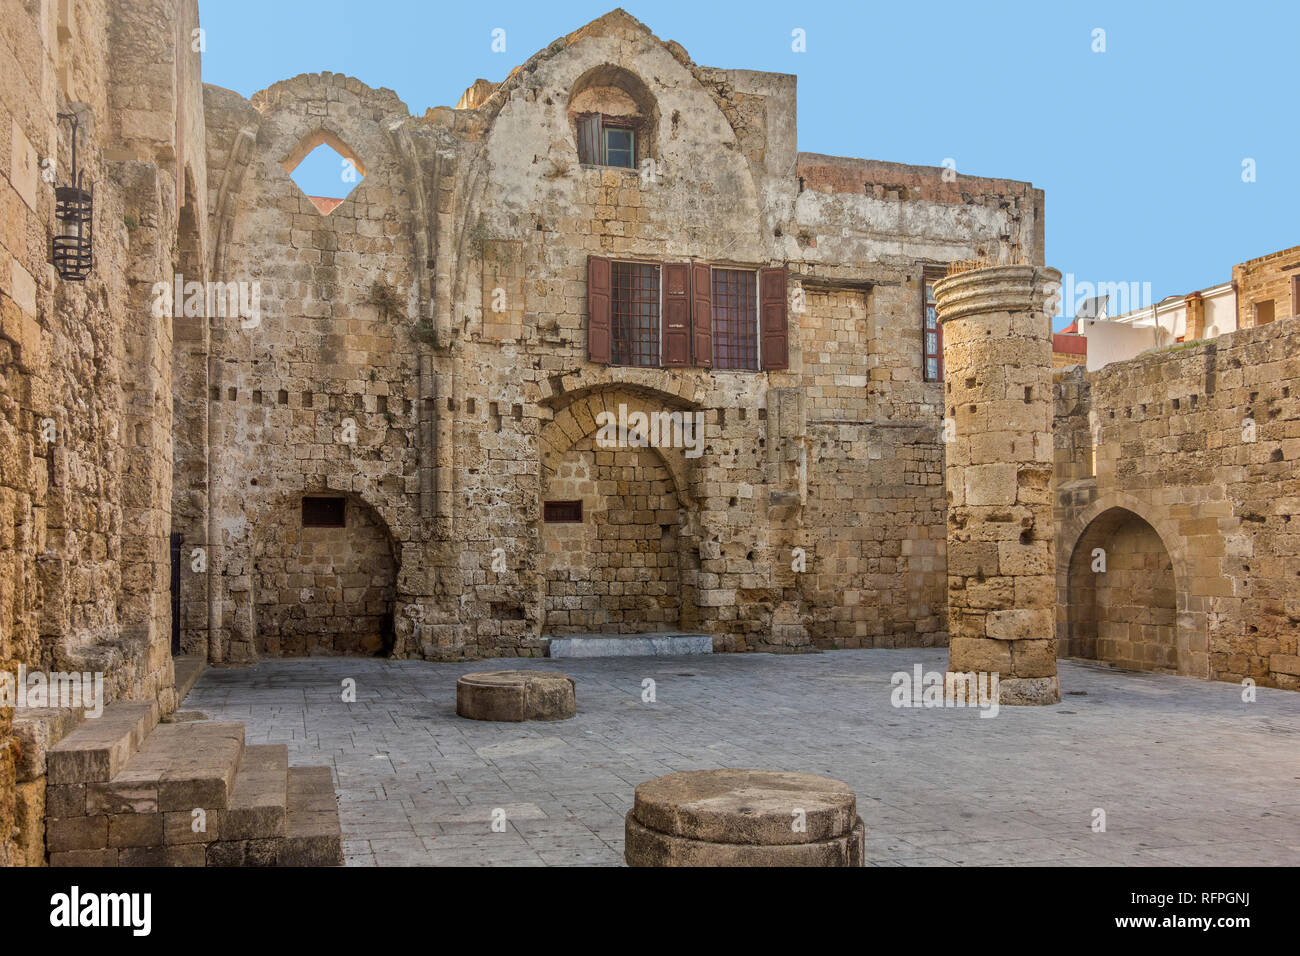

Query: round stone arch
[541,387,699,506]
[1057,491,1208,678]
[537,386,703,635]
[566,63,660,168]
[251,490,401,657]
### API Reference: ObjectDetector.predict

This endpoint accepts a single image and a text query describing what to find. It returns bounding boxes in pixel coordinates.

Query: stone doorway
[1063,507,1178,672]
[541,438,685,634]
[253,494,398,656]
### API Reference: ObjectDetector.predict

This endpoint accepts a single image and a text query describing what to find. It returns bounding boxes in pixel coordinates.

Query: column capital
[933,264,1061,324]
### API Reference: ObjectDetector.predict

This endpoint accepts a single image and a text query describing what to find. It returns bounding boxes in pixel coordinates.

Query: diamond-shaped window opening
[281,130,367,216]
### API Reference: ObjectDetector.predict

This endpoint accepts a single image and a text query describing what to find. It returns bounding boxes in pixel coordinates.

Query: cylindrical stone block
[624,769,866,867]
[455,670,576,721]
[934,264,1062,706]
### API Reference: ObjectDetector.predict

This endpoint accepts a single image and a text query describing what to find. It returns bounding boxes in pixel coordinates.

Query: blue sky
[198,0,1296,329]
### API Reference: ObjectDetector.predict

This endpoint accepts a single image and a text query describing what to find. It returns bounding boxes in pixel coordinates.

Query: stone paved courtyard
[184,650,1300,866]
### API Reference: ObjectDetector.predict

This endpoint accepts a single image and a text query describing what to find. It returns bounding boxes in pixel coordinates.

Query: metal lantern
[51,112,93,281]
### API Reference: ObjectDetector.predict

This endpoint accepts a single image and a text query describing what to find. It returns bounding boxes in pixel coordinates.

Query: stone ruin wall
[200,75,428,663]
[1054,317,1300,689]
[0,0,1295,870]
[0,0,206,864]
[192,10,1044,662]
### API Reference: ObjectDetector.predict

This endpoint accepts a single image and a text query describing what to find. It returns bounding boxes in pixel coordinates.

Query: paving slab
[184,650,1300,867]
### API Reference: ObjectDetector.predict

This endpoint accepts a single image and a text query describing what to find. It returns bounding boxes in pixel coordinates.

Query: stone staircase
[42,664,343,867]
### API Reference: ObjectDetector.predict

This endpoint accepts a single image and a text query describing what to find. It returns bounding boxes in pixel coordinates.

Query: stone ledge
[546,633,712,658]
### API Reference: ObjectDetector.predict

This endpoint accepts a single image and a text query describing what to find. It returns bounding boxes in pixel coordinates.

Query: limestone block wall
[1233,244,1300,327]
[182,9,1043,662]
[1064,508,1177,669]
[541,439,683,633]
[801,422,946,648]
[201,73,429,663]
[1054,317,1300,688]
[253,495,398,656]
[799,287,871,421]
[0,0,205,864]
[428,11,1039,658]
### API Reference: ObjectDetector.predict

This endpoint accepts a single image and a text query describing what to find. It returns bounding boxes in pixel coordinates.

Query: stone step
[96,719,245,816]
[47,720,246,863]
[277,766,343,866]
[47,701,159,785]
[173,655,207,704]
[223,744,289,841]
[546,632,713,658]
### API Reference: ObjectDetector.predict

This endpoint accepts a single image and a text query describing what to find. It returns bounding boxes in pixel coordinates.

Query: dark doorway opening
[169,531,183,655]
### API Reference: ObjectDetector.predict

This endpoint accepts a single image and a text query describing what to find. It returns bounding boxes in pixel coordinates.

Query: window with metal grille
[543,500,583,523]
[711,268,758,369]
[611,261,660,366]
[923,275,943,382]
[302,496,345,528]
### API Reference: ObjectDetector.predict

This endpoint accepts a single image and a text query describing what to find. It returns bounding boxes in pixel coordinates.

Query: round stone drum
[624,769,866,866]
[455,670,576,722]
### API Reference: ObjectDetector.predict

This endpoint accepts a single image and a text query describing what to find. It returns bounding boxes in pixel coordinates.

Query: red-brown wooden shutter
[691,262,712,368]
[662,262,690,367]
[587,255,612,363]
[760,266,788,370]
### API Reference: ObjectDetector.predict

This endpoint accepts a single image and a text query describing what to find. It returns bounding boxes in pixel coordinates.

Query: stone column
[935,264,1061,705]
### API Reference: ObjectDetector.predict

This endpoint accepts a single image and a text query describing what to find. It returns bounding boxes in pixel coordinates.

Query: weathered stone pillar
[935,264,1061,705]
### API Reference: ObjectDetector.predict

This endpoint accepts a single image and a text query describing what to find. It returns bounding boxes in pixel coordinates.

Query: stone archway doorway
[541,437,691,634]
[253,493,399,656]
[1063,507,1178,673]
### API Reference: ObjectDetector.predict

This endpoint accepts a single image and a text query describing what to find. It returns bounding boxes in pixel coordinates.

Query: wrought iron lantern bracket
[51,111,93,281]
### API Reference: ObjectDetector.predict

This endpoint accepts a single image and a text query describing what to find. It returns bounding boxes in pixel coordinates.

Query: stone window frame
[568,63,658,172]
[922,267,945,382]
[279,128,368,217]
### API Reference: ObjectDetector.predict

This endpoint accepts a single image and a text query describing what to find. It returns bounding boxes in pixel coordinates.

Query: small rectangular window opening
[543,500,583,523]
[302,496,346,528]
